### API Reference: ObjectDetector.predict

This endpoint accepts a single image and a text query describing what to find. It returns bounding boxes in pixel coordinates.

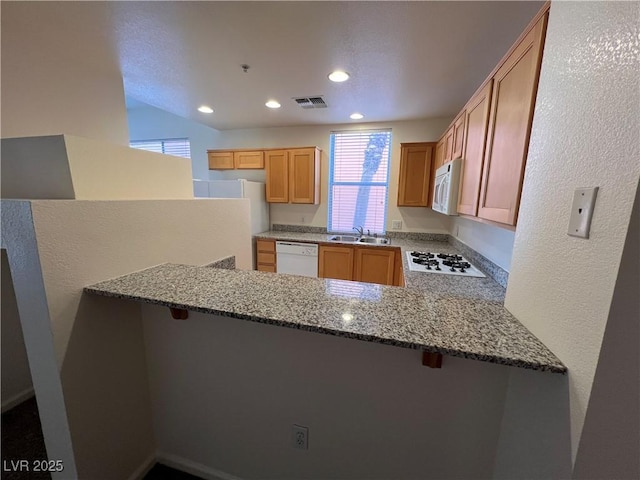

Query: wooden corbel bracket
[422,352,443,368]
[169,308,189,320]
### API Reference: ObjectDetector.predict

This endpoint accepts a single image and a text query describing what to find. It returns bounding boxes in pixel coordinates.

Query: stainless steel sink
[358,237,390,245]
[329,235,360,243]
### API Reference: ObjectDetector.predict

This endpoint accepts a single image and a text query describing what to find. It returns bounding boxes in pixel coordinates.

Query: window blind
[328,130,392,234]
[129,138,191,159]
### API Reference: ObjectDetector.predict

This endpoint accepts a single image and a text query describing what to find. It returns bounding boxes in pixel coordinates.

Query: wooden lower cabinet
[354,247,396,286]
[256,239,276,272]
[318,245,402,287]
[318,245,354,280]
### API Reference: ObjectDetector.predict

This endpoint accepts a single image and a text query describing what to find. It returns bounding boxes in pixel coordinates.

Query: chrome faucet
[353,226,364,236]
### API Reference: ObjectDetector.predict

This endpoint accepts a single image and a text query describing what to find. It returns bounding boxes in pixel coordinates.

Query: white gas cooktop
[406,251,486,278]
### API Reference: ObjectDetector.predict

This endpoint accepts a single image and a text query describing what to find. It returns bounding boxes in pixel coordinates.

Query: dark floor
[2,397,202,480]
[1,396,51,480]
[144,464,204,480]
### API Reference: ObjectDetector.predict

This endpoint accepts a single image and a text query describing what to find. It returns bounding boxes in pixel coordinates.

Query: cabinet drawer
[257,264,276,273]
[256,239,276,253]
[257,252,276,264]
[208,152,234,170]
[234,151,264,169]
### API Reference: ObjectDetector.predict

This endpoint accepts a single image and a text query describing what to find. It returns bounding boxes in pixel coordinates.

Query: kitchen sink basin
[358,237,390,245]
[329,235,360,243]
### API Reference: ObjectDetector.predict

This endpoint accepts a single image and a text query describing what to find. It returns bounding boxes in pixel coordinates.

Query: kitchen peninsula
[85,257,565,373]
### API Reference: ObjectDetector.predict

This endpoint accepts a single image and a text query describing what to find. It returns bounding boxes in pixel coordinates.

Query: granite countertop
[85,261,566,374]
[254,231,507,301]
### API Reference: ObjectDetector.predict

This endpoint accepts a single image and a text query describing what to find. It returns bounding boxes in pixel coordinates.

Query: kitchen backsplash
[270,224,508,287]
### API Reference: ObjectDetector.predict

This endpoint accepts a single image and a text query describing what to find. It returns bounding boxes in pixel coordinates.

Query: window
[328,130,392,234]
[129,138,191,159]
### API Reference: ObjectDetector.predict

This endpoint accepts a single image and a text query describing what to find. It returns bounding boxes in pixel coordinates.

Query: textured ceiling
[3,1,544,131]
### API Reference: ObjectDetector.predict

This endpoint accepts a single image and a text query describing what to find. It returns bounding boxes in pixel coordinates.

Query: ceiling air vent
[293,96,327,109]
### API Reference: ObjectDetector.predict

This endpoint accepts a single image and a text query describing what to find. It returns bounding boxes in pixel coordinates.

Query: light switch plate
[392,220,402,230]
[568,187,598,239]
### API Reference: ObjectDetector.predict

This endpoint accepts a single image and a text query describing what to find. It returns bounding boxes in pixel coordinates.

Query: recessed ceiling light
[328,70,350,82]
[350,113,364,120]
[265,100,281,109]
[198,105,213,113]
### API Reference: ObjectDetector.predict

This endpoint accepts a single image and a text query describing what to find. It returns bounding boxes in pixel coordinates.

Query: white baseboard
[127,452,156,480]
[1,387,34,413]
[157,452,244,480]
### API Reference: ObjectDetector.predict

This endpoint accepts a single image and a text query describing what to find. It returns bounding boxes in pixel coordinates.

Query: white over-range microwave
[432,158,462,215]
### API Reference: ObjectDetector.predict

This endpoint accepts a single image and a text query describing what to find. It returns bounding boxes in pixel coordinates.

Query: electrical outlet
[568,187,598,239]
[392,220,402,230]
[292,424,309,450]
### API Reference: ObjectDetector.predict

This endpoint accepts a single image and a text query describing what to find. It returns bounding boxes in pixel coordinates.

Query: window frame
[327,129,392,234]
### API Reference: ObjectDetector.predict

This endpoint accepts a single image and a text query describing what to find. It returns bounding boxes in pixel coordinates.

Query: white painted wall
[1,135,194,200]
[127,102,222,181]
[449,217,515,271]
[572,179,640,479]
[495,1,640,477]
[143,305,510,479]
[2,199,252,479]
[1,250,34,412]
[0,4,129,145]
[213,119,454,232]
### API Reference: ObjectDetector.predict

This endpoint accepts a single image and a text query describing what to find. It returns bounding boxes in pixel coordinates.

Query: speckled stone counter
[254,231,507,301]
[85,263,566,373]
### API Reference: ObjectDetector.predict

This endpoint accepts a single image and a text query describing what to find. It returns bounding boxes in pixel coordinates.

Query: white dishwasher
[276,241,318,278]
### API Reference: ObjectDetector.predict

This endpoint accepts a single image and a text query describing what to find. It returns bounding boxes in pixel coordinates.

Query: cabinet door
[458,81,493,216]
[234,151,264,169]
[478,14,547,225]
[354,247,396,286]
[452,112,466,159]
[289,148,320,204]
[434,139,445,170]
[318,245,354,280]
[208,151,234,170]
[265,150,289,203]
[397,144,434,207]
[443,128,454,163]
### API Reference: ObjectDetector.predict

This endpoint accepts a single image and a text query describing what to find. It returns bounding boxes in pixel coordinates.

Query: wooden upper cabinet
[478,13,547,226]
[265,150,289,203]
[318,245,354,280]
[234,151,264,169]
[354,247,396,286]
[289,148,320,204]
[434,139,446,170]
[397,143,435,207]
[458,81,493,216]
[443,128,454,163]
[265,147,320,204]
[452,112,466,160]
[208,151,234,170]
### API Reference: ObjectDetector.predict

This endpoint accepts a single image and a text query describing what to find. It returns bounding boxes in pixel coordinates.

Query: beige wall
[211,119,454,233]
[127,103,222,181]
[1,135,194,200]
[2,199,252,479]
[1,250,34,412]
[143,305,510,479]
[1,4,129,145]
[496,1,640,476]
